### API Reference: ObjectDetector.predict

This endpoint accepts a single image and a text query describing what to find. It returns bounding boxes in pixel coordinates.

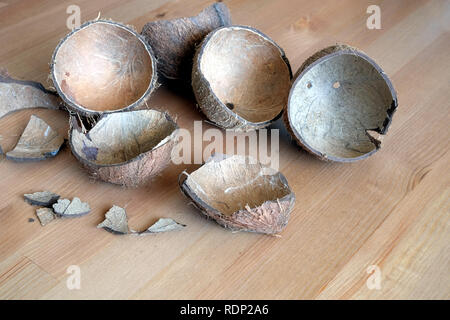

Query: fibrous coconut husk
[179,154,295,235]
[6,115,64,162]
[141,3,231,82]
[97,205,185,235]
[284,45,398,162]
[192,25,292,131]
[52,197,91,217]
[0,70,62,119]
[51,20,158,115]
[69,109,178,187]
[24,191,60,207]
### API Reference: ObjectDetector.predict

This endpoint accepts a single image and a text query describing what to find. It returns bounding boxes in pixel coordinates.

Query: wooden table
[0,0,448,299]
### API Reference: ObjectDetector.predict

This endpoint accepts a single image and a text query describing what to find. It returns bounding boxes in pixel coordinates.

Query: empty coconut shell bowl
[192,25,292,131]
[69,109,178,187]
[51,20,158,115]
[179,154,295,235]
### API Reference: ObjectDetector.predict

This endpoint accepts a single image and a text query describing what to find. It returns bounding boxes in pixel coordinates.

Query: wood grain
[0,0,449,299]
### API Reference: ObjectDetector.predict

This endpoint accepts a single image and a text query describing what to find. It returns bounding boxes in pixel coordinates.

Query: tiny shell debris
[141,2,231,82]
[51,20,157,115]
[179,154,295,235]
[97,205,185,235]
[53,197,91,217]
[24,191,60,207]
[69,110,178,187]
[192,25,292,131]
[36,207,57,226]
[284,45,398,162]
[0,70,61,120]
[6,115,64,162]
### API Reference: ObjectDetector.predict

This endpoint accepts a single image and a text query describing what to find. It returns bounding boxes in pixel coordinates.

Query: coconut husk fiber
[284,45,398,162]
[141,2,231,82]
[192,25,292,131]
[179,154,295,235]
[69,109,178,187]
[51,20,157,115]
[0,70,61,119]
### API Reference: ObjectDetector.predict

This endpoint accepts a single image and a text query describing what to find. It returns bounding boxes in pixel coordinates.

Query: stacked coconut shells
[0,3,398,235]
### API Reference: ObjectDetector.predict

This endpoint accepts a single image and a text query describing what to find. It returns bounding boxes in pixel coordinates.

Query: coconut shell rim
[50,19,158,116]
[178,159,295,233]
[68,110,178,168]
[285,45,398,162]
[193,25,293,130]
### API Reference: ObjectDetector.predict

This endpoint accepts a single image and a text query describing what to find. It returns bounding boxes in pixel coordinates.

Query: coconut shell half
[141,3,231,82]
[51,20,157,115]
[285,45,398,162]
[192,26,292,131]
[69,109,178,187]
[179,154,295,235]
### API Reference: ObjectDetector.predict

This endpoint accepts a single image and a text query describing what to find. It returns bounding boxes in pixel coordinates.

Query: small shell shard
[97,205,129,235]
[53,197,90,217]
[24,191,60,207]
[36,207,57,226]
[138,218,186,235]
[6,115,64,162]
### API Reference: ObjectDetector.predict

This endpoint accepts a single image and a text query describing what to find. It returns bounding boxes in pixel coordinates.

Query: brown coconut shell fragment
[69,109,178,187]
[35,208,57,226]
[0,70,61,119]
[6,115,64,162]
[192,26,292,131]
[284,45,398,162]
[24,191,60,207]
[179,154,295,235]
[51,20,157,115]
[141,3,231,82]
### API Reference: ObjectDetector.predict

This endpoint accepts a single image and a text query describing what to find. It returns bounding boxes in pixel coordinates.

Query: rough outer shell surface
[141,2,231,82]
[70,109,178,187]
[179,154,295,234]
[192,26,292,131]
[284,45,398,162]
[51,20,157,115]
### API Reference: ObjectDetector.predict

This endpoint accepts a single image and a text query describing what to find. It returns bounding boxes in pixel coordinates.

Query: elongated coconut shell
[141,3,231,82]
[69,109,178,187]
[192,26,292,131]
[179,154,295,235]
[284,45,398,162]
[51,20,157,115]
[0,70,62,119]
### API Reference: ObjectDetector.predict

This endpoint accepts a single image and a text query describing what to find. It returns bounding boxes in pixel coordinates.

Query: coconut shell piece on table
[0,70,61,119]
[6,115,64,162]
[69,109,178,187]
[141,2,231,83]
[24,191,60,207]
[192,25,292,131]
[179,154,295,235]
[35,207,57,226]
[52,197,91,217]
[51,20,157,115]
[284,45,398,162]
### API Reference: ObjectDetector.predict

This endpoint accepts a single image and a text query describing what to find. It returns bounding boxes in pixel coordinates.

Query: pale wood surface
[0,0,449,300]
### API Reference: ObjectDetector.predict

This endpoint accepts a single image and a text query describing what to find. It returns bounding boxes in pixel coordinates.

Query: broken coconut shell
[52,197,91,217]
[51,20,157,115]
[284,45,398,162]
[24,191,60,207]
[69,109,178,187]
[6,115,64,162]
[141,2,231,82]
[192,25,292,131]
[35,208,57,226]
[179,154,295,235]
[0,70,61,119]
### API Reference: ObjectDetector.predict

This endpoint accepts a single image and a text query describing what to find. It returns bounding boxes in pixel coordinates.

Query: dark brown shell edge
[178,169,295,235]
[192,25,293,132]
[50,19,158,116]
[141,2,232,82]
[68,112,178,188]
[283,44,398,162]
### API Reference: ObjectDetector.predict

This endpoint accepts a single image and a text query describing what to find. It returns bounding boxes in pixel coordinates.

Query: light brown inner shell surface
[53,22,153,112]
[200,27,291,123]
[71,110,176,165]
[185,155,291,215]
[288,52,394,159]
